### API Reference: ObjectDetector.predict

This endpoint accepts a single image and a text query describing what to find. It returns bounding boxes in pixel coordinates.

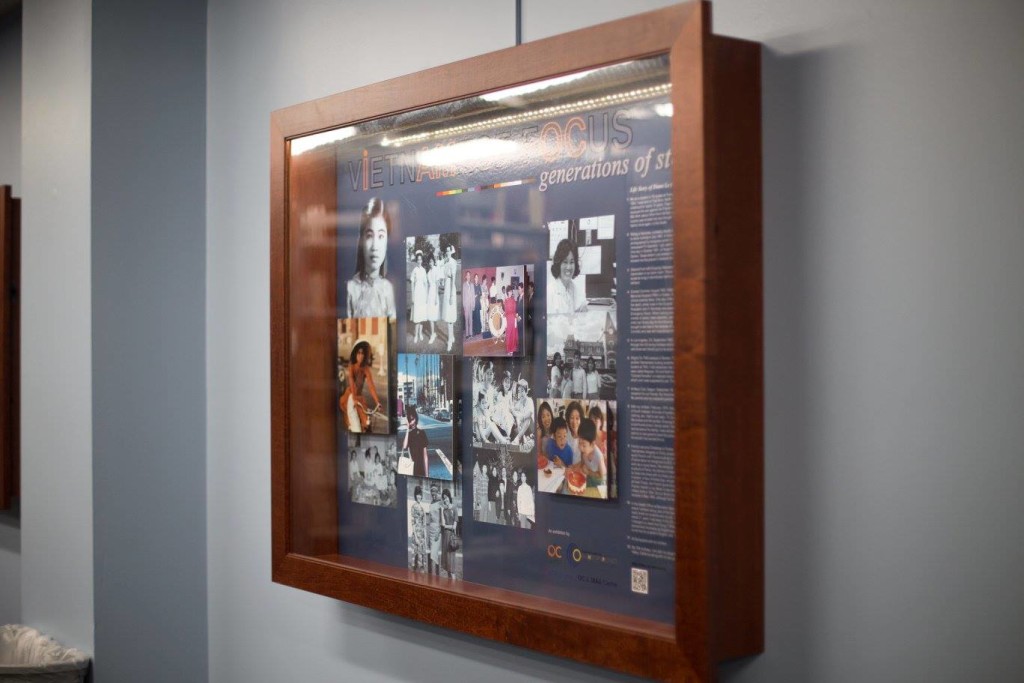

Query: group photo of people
[395,353,455,481]
[337,316,392,435]
[462,265,530,357]
[347,436,398,508]
[546,348,614,400]
[472,450,535,529]
[471,358,535,453]
[406,477,463,579]
[535,398,614,500]
[406,233,461,354]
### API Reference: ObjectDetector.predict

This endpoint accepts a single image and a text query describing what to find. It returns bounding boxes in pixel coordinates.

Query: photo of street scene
[396,353,456,481]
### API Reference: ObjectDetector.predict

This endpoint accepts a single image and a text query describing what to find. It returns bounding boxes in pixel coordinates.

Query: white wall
[0,5,21,628]
[20,0,93,652]
[199,0,1021,681]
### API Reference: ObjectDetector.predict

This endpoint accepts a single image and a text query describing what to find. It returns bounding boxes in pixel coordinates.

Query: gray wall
[0,4,21,628]
[90,0,207,680]
[4,0,1023,680]
[20,0,94,651]
[208,0,1024,681]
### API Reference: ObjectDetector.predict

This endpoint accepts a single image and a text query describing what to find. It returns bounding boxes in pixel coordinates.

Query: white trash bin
[0,625,90,683]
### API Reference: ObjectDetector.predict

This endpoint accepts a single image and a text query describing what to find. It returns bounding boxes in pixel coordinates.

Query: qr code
[631,567,649,595]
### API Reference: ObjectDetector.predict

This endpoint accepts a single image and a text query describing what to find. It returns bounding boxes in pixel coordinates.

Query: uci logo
[547,544,584,566]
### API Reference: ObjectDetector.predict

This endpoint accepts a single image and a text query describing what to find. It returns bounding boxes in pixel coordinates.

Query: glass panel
[288,55,676,625]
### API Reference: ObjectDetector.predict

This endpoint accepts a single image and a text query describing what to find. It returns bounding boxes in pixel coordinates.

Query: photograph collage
[338,198,620,582]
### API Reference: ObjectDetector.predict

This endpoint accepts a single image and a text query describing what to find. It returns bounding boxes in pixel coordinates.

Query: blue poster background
[336,98,676,624]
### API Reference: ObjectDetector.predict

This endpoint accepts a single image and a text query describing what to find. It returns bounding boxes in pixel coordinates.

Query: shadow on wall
[718,40,854,683]
[324,41,861,683]
[312,40,863,683]
[0,498,20,625]
[332,600,651,682]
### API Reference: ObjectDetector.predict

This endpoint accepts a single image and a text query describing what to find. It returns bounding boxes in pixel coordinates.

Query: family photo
[396,354,455,480]
[472,450,536,530]
[545,341,616,401]
[406,477,463,579]
[406,233,461,354]
[471,358,535,453]
[536,398,614,500]
[545,216,617,399]
[347,436,398,508]
[337,317,392,435]
[462,265,529,357]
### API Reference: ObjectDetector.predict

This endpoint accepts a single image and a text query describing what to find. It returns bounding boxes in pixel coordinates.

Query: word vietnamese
[346,109,637,191]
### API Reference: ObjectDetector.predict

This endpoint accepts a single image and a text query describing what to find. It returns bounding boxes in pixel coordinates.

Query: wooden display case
[270,4,762,680]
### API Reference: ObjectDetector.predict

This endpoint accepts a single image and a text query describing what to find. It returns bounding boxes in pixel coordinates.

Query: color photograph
[471,358,535,453]
[337,317,391,435]
[407,477,463,579]
[536,398,614,500]
[346,436,398,508]
[406,233,461,354]
[471,449,536,530]
[545,325,617,401]
[463,265,528,357]
[396,354,455,480]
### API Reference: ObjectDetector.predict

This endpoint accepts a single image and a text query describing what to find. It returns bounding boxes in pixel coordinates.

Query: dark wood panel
[670,7,714,681]
[9,196,18,500]
[710,37,765,662]
[271,117,289,565]
[274,553,690,680]
[286,145,340,558]
[0,186,9,510]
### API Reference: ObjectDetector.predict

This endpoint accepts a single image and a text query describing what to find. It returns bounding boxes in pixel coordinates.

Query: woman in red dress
[503,287,519,355]
[339,341,381,433]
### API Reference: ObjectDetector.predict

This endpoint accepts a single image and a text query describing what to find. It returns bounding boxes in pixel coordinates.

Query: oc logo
[546,544,563,559]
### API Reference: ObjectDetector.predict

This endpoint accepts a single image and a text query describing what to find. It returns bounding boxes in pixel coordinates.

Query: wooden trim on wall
[0,186,18,510]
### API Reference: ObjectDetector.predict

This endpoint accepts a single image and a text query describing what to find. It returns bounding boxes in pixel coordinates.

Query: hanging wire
[516,0,523,45]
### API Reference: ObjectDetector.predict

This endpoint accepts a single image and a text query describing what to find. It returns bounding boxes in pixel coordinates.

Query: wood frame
[1,184,19,510]
[270,4,762,680]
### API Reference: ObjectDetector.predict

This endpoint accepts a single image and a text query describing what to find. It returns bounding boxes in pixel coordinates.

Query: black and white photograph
[545,215,617,399]
[344,197,397,320]
[471,357,535,453]
[471,449,536,529]
[536,398,614,500]
[545,215,617,315]
[396,353,455,480]
[463,265,529,357]
[406,233,461,354]
[346,436,398,508]
[337,317,392,435]
[406,477,463,579]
